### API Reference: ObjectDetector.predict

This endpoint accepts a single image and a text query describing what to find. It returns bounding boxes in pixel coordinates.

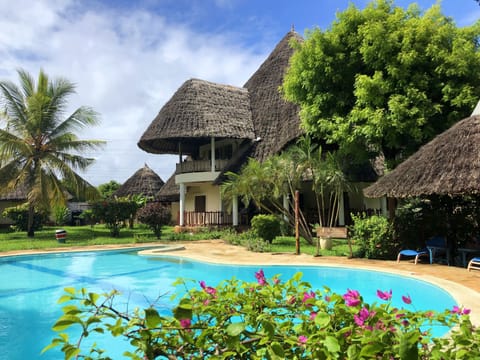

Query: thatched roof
[244,30,304,162]
[156,172,179,202]
[0,183,27,201]
[138,79,255,155]
[364,115,480,198]
[138,30,303,162]
[114,164,164,198]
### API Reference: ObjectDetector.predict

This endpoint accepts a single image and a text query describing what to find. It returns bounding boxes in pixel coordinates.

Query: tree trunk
[27,203,35,238]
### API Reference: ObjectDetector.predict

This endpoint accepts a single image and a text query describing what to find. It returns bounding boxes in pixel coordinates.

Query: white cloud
[0,0,267,185]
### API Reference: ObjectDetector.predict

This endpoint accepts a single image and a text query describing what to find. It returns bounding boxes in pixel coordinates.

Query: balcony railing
[176,159,229,174]
[178,211,232,226]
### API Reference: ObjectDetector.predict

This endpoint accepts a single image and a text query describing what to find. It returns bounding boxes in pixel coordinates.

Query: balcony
[176,159,229,174]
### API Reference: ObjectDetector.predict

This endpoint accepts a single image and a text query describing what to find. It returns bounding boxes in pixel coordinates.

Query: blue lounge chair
[397,249,429,264]
[397,236,448,265]
[468,257,480,271]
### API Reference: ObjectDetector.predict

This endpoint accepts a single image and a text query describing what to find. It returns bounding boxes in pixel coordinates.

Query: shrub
[2,204,47,232]
[137,202,171,239]
[52,205,70,226]
[46,272,479,359]
[251,214,281,243]
[350,213,396,259]
[90,199,138,237]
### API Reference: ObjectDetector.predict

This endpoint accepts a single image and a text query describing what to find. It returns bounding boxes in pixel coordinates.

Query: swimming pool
[0,249,457,359]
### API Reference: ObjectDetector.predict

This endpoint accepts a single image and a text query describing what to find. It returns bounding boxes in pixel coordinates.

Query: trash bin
[55,229,67,243]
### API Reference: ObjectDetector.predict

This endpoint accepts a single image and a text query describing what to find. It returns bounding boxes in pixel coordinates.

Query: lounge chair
[467,257,480,271]
[397,236,448,265]
[397,249,429,264]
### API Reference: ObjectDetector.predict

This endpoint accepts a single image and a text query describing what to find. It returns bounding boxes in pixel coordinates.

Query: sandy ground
[3,240,480,325]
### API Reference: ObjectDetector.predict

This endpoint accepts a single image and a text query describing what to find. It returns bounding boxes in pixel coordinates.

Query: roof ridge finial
[291,23,295,32]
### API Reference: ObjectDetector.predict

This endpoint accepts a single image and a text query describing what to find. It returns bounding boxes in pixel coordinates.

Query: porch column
[338,192,345,226]
[179,183,186,226]
[283,194,289,221]
[380,196,388,217]
[232,196,239,226]
[211,137,215,172]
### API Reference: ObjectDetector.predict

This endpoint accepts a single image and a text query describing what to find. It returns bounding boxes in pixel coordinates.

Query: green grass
[0,224,358,257]
[271,236,358,257]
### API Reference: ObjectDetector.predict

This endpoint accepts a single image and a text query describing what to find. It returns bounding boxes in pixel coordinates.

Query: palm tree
[0,69,105,237]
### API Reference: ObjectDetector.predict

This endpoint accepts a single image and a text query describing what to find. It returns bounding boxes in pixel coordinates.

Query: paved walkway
[3,240,480,325]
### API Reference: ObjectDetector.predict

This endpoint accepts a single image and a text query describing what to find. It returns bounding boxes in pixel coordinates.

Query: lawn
[0,224,358,257]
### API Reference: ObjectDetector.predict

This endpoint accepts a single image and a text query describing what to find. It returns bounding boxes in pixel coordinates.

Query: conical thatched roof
[364,115,480,198]
[138,79,255,155]
[156,172,179,202]
[244,30,304,161]
[114,164,164,198]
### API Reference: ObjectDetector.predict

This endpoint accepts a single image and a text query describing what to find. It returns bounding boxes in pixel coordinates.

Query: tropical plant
[45,271,479,359]
[0,69,104,237]
[282,0,480,169]
[137,202,171,239]
[2,204,47,232]
[350,213,396,259]
[53,205,70,226]
[250,214,281,243]
[90,199,138,237]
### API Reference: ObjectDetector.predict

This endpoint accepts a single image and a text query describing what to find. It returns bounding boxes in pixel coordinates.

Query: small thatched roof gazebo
[364,114,480,198]
[114,164,164,199]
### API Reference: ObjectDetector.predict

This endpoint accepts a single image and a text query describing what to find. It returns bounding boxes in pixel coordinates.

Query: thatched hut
[114,164,164,199]
[364,115,480,198]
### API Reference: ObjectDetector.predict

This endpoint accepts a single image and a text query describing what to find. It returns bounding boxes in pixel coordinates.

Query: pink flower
[309,311,317,320]
[179,318,191,328]
[302,291,315,303]
[298,335,308,344]
[451,306,471,315]
[354,307,371,326]
[343,289,361,307]
[377,289,392,301]
[255,269,268,286]
[199,280,217,296]
[324,295,331,302]
[273,277,281,285]
[401,294,412,305]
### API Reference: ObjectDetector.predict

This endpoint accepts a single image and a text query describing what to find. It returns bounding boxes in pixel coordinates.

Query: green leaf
[144,308,162,328]
[52,315,82,331]
[58,295,73,304]
[359,343,384,357]
[399,331,419,359]
[269,342,285,358]
[314,312,331,327]
[324,335,340,353]
[226,322,245,337]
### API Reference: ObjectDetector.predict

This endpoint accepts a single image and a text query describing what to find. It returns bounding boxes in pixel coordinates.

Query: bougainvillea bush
[45,271,479,359]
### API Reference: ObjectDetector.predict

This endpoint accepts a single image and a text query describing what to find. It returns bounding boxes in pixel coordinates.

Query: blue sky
[0,0,479,186]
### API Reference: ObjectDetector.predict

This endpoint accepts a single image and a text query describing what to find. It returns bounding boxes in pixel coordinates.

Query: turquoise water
[0,249,456,359]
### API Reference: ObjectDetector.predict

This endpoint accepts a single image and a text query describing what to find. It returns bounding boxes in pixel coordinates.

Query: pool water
[0,249,456,359]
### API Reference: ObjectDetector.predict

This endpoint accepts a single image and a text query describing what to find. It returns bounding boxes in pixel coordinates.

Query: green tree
[282,0,480,168]
[98,180,121,199]
[0,69,104,237]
